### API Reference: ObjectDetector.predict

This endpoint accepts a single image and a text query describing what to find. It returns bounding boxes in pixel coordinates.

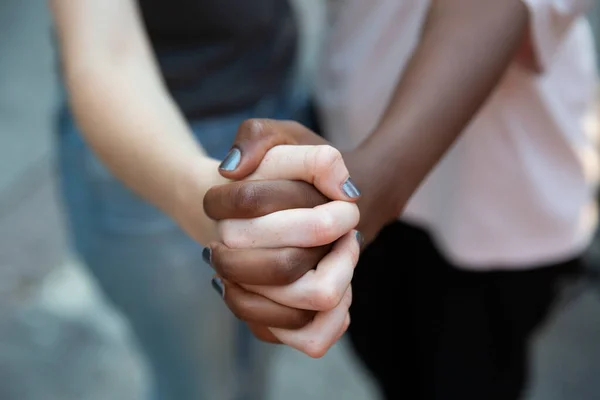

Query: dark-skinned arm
[219,0,579,244]
[344,0,531,241]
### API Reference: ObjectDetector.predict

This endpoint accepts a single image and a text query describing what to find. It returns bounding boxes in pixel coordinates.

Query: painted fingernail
[219,147,241,171]
[202,247,212,265]
[355,231,364,248]
[342,177,361,198]
[211,277,225,298]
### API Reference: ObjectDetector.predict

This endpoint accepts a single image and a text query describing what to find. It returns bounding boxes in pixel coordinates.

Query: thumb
[217,119,361,202]
[218,119,326,180]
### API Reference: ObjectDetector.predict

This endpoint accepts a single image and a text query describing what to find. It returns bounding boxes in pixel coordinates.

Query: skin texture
[207,144,361,356]
[49,0,361,357]
[211,0,531,349]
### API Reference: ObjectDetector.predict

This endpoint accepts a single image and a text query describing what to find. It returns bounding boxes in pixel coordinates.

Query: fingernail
[219,147,241,171]
[211,277,225,298]
[202,247,212,265]
[355,231,364,248]
[342,177,361,198]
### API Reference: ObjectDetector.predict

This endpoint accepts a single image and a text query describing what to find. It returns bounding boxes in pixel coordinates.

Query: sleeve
[521,0,593,69]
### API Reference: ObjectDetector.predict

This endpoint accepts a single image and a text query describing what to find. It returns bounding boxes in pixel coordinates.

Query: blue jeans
[55,86,310,400]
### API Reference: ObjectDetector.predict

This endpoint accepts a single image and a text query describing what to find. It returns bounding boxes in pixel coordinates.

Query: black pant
[348,221,582,400]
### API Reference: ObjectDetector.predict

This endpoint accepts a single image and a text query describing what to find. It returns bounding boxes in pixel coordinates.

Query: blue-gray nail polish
[202,247,212,265]
[342,177,361,198]
[355,231,364,248]
[211,277,225,298]
[219,147,241,171]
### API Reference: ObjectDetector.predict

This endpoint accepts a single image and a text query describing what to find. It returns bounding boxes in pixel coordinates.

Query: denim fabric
[55,82,310,400]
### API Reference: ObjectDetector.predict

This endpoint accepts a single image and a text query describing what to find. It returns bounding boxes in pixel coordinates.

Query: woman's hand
[202,121,362,357]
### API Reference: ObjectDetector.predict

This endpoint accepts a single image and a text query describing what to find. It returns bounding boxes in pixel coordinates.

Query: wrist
[169,155,226,245]
[350,140,411,215]
[339,146,402,244]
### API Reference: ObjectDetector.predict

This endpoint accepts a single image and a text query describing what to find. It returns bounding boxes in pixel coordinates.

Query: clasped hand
[202,120,362,358]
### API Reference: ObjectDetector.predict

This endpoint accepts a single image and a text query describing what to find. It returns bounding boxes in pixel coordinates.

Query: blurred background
[1,1,600,399]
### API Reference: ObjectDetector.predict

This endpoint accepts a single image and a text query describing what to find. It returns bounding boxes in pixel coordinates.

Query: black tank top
[138,0,298,118]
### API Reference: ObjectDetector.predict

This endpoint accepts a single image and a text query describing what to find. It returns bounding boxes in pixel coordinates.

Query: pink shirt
[316,0,599,269]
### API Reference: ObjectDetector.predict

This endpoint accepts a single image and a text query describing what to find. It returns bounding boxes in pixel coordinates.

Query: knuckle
[314,145,343,174]
[312,212,337,244]
[312,283,343,311]
[219,221,249,249]
[237,119,266,140]
[276,248,311,284]
[303,338,330,359]
[233,183,263,214]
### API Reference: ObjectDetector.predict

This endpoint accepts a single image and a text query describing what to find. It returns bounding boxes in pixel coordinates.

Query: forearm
[356,0,529,211]
[51,0,224,244]
[68,64,224,240]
